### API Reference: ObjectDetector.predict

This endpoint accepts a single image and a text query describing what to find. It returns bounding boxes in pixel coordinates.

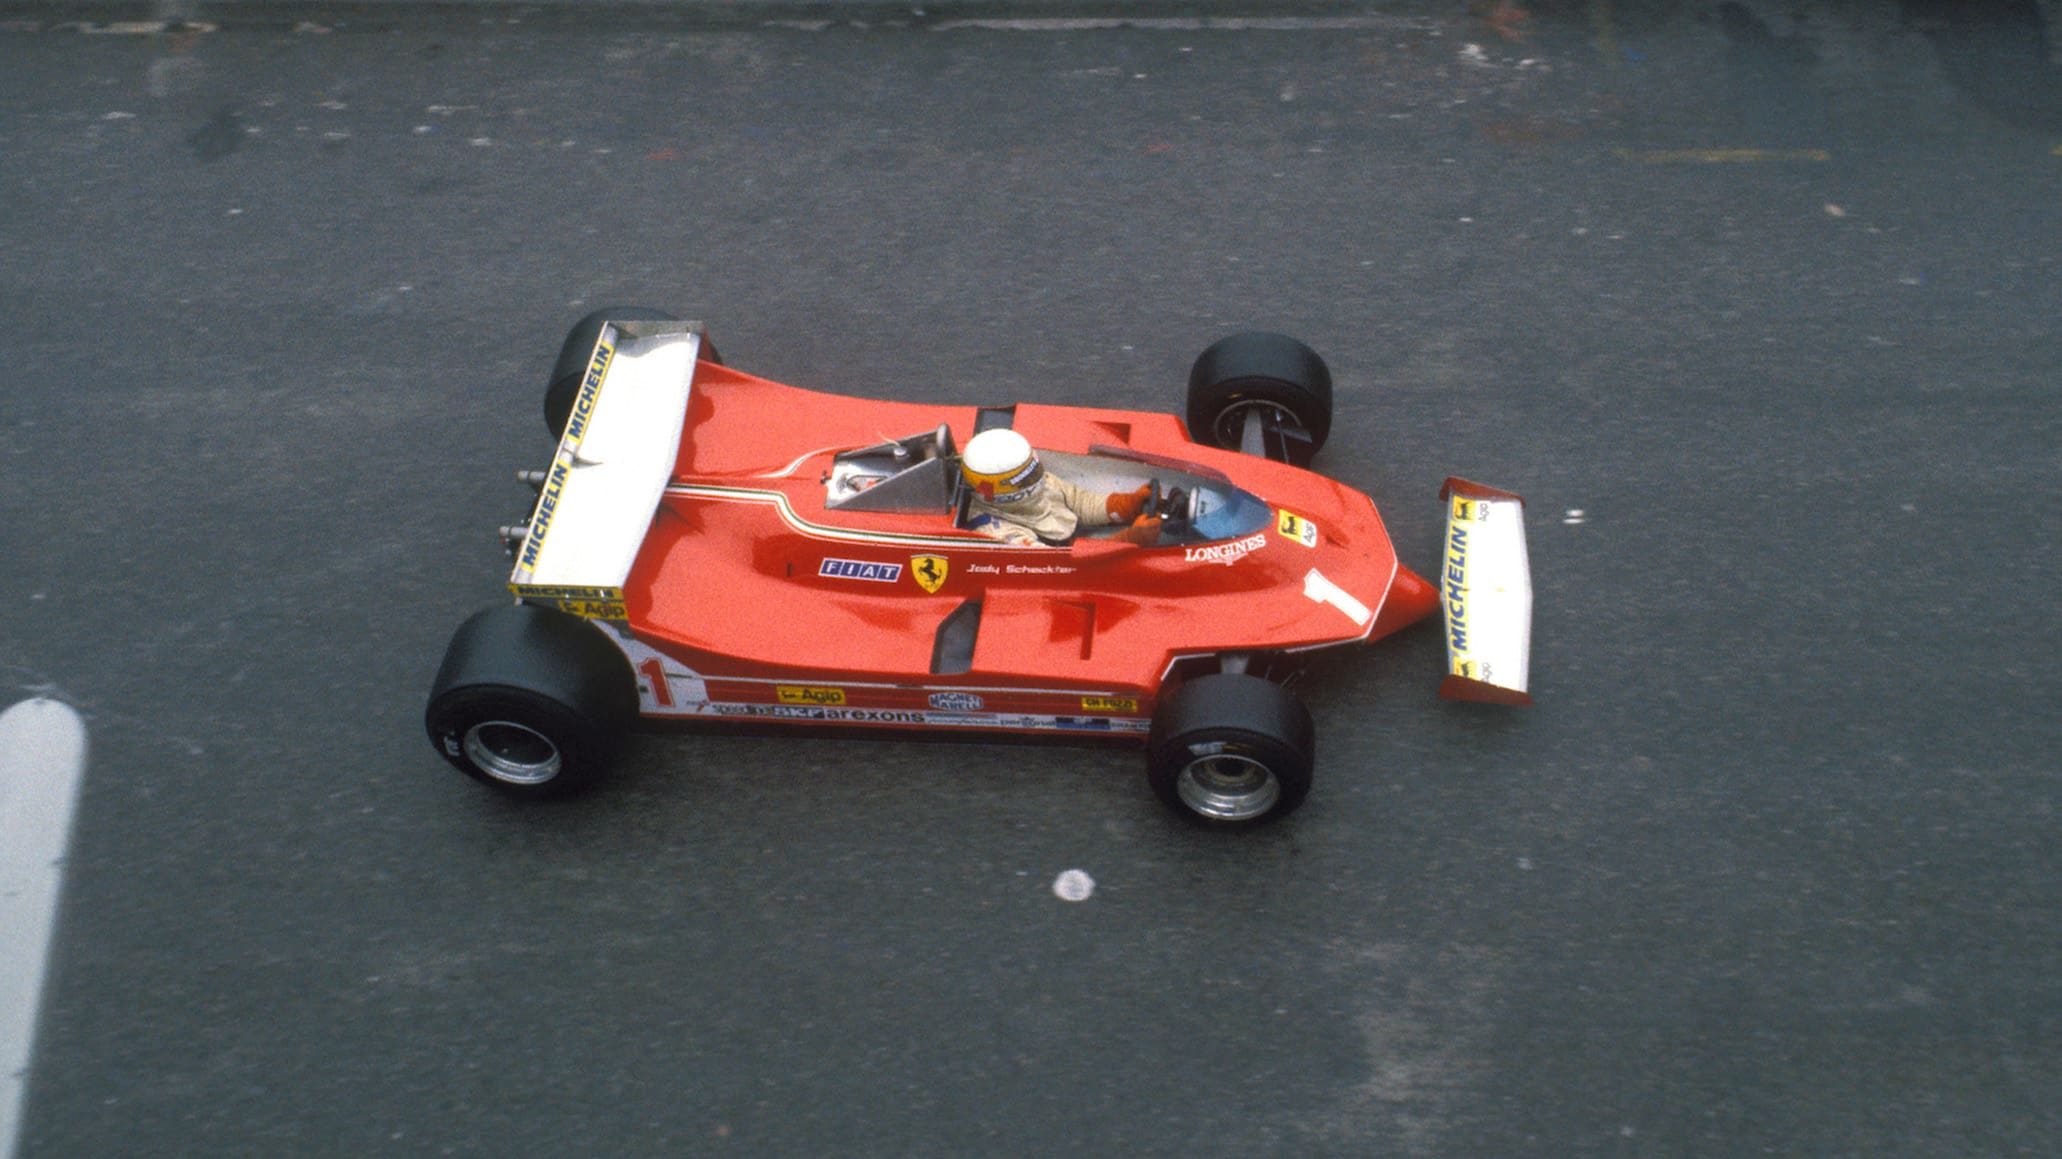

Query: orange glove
[1112,517,1162,546]
[1106,484,1153,523]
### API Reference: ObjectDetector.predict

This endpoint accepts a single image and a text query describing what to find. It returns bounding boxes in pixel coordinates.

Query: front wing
[1436,478,1534,705]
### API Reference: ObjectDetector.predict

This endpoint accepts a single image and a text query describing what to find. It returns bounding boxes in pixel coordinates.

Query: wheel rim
[463,720,562,785]
[1211,398,1303,449]
[1175,753,1281,821]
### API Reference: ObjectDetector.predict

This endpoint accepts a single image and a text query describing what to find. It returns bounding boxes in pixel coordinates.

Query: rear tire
[543,306,680,438]
[1186,332,1333,465]
[425,604,637,796]
[1147,673,1315,826]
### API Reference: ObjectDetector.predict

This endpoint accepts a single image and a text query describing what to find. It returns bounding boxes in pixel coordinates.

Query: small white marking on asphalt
[928,16,1427,33]
[0,699,89,1159]
[1053,869,1095,902]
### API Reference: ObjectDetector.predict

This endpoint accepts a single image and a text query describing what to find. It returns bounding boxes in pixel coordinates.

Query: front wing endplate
[1437,478,1534,705]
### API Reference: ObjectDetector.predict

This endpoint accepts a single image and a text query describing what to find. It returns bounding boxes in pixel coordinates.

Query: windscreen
[1188,483,1273,542]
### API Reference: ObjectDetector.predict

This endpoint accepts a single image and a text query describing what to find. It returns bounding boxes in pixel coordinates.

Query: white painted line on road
[929,16,1427,33]
[0,699,88,1159]
[76,21,218,36]
[1614,147,1832,164]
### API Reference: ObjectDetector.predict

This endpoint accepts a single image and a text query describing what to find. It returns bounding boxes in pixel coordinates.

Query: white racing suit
[967,474,1120,546]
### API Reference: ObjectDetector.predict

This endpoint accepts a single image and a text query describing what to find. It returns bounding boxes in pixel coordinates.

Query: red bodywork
[609,363,1438,735]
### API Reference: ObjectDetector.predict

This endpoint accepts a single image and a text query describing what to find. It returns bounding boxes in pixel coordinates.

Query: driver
[960,429,1160,546]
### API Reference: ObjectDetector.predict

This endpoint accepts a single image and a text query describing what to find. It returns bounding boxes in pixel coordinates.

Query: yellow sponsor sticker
[1452,657,1507,683]
[511,584,628,620]
[558,599,627,620]
[1450,494,1493,524]
[567,338,614,446]
[1443,511,1472,658]
[1081,695,1139,714]
[1276,510,1319,547]
[778,685,847,707]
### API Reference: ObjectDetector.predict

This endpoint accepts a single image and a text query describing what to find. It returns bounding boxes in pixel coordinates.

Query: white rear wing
[1437,478,1534,705]
[508,319,704,619]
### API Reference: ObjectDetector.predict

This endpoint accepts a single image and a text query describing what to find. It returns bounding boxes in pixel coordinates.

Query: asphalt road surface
[3,2,2059,1155]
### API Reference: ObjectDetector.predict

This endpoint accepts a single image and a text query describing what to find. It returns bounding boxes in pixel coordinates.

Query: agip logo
[777,685,847,707]
[1276,510,1319,547]
[1451,495,1491,524]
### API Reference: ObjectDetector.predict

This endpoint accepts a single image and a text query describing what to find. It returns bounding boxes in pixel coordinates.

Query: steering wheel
[1152,480,1196,536]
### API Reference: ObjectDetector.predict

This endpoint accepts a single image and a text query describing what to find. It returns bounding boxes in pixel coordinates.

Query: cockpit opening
[822,429,1274,546]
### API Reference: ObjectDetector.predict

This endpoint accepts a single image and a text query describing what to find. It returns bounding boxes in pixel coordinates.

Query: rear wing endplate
[1437,478,1533,705]
[508,319,704,619]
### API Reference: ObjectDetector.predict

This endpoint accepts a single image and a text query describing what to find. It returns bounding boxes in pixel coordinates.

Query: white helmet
[961,428,1045,506]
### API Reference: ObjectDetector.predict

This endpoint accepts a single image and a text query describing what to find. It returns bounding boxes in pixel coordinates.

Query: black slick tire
[1146,673,1316,827]
[424,604,637,796]
[1186,331,1333,465]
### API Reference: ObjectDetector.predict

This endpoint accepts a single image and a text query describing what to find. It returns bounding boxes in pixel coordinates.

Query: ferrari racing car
[425,313,1532,826]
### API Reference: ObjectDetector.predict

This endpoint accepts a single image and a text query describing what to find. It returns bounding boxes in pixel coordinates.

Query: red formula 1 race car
[425,312,1532,827]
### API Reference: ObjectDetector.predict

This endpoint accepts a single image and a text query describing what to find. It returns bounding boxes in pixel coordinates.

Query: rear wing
[508,319,704,619]
[1436,478,1534,705]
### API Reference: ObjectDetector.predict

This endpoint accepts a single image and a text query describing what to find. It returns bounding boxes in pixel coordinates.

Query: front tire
[425,604,637,796]
[1186,332,1333,465]
[1147,673,1316,826]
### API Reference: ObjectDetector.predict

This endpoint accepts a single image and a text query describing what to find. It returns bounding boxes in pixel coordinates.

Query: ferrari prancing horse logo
[911,555,949,593]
